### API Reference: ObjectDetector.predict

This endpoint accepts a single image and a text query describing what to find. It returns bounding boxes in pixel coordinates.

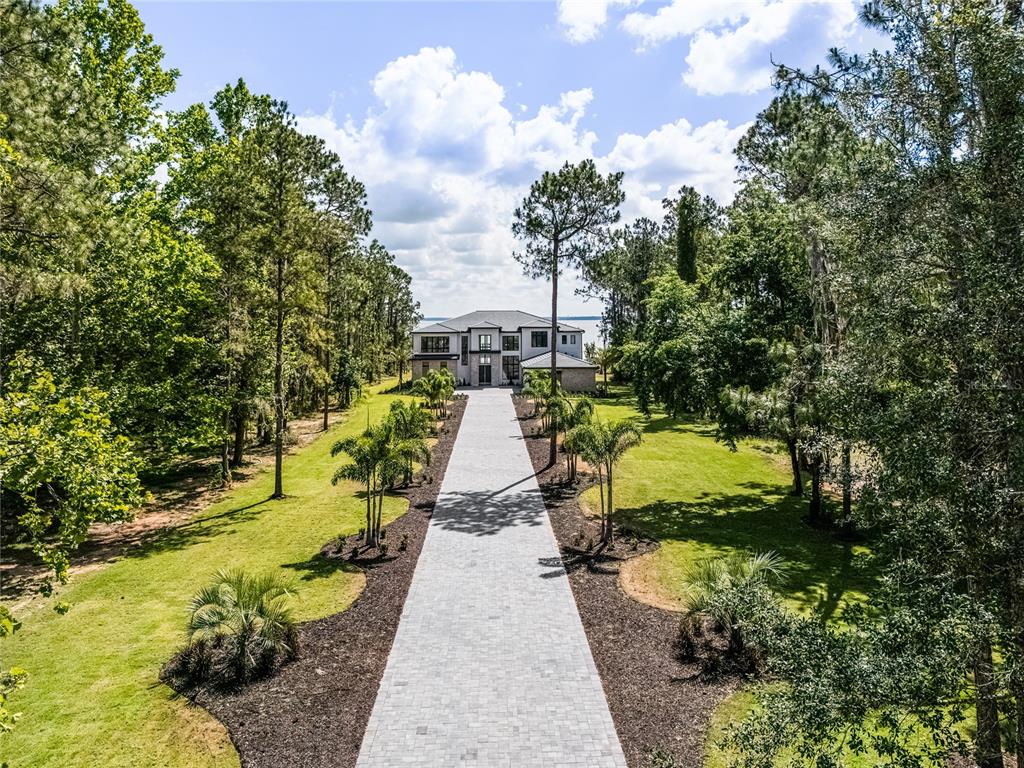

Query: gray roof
[521,351,598,369]
[416,310,583,335]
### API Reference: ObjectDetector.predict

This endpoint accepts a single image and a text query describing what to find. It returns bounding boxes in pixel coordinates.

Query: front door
[478,364,492,385]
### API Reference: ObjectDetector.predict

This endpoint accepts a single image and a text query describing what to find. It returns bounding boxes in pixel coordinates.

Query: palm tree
[522,369,557,428]
[332,431,381,546]
[387,399,432,484]
[550,395,594,482]
[682,552,787,657]
[185,568,298,686]
[412,368,455,418]
[574,418,643,545]
[332,416,431,549]
[589,346,618,392]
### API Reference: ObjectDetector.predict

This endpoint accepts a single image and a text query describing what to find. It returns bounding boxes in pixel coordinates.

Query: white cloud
[556,0,638,44]
[298,46,746,316]
[620,0,860,95]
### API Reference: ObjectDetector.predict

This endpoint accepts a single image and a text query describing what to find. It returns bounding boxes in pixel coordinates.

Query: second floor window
[502,335,519,351]
[479,334,492,350]
[421,336,449,353]
[531,330,548,348]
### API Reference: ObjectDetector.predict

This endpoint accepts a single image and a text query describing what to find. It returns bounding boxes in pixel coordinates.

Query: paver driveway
[355,388,627,768]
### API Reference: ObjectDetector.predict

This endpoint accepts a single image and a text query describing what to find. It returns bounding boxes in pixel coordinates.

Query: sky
[137,0,883,319]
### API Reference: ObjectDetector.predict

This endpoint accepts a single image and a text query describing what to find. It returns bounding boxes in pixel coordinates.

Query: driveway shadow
[431,487,546,536]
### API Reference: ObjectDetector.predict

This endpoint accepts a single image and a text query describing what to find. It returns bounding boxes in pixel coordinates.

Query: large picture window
[530,331,548,348]
[421,336,449,353]
[502,335,519,351]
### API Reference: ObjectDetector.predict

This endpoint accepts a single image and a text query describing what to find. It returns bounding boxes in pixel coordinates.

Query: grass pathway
[0,382,411,768]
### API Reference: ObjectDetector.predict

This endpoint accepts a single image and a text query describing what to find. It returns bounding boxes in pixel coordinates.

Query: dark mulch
[178,397,467,768]
[513,396,738,768]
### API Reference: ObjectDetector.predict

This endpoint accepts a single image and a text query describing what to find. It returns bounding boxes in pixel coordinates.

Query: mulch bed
[179,397,467,768]
[513,396,738,768]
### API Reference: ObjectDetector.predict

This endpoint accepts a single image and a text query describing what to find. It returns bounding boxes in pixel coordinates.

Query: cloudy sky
[139,0,881,318]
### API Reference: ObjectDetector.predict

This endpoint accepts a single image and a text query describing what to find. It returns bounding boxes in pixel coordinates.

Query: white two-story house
[410,310,597,391]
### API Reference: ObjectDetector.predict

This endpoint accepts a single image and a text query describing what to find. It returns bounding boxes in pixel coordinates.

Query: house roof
[521,351,598,370]
[416,310,584,335]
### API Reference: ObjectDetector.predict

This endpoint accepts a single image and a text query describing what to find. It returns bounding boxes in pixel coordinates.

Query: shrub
[680,552,787,675]
[166,569,298,689]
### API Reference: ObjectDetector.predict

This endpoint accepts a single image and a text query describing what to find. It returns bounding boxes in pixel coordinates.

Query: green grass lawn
[580,391,872,620]
[0,381,413,768]
[576,388,878,767]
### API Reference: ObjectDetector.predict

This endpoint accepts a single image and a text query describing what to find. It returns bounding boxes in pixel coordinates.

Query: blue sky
[138,1,881,318]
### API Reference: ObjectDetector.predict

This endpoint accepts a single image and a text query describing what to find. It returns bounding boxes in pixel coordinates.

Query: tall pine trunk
[272,247,285,499]
[549,238,559,466]
[841,442,852,520]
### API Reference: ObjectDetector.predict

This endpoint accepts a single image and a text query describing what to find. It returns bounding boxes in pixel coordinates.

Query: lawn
[574,388,877,767]
[580,391,872,621]
[0,381,413,768]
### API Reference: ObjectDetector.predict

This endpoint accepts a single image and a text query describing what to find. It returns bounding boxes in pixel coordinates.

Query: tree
[547,395,594,482]
[0,356,145,589]
[570,419,643,545]
[662,185,720,283]
[588,346,618,392]
[513,160,624,464]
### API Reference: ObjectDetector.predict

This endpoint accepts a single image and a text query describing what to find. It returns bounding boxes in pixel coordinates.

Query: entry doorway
[479,364,492,385]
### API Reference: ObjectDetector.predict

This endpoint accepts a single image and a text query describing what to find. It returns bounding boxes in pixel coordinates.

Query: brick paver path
[355,388,627,767]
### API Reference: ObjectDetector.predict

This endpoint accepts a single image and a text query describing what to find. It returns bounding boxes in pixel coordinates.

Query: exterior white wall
[412,323,585,387]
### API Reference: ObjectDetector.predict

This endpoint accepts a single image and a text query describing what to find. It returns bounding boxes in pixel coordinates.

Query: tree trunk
[973,634,1004,768]
[787,437,803,496]
[841,442,852,520]
[364,481,373,549]
[323,348,331,432]
[604,463,615,545]
[231,412,246,468]
[273,249,285,499]
[597,466,606,544]
[809,455,824,525]
[549,238,559,466]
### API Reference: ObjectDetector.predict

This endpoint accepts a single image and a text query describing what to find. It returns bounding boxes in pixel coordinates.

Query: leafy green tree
[662,185,720,283]
[0,356,145,588]
[513,160,624,463]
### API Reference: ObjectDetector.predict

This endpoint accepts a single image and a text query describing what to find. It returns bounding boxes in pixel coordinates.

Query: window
[561,334,567,345]
[439,361,448,371]
[479,355,491,365]
[421,336,449,353]
[502,335,519,351]
[502,355,520,383]
[461,335,469,365]
[570,334,576,345]
[531,331,548,348]
[421,361,430,375]
[478,334,492,351]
